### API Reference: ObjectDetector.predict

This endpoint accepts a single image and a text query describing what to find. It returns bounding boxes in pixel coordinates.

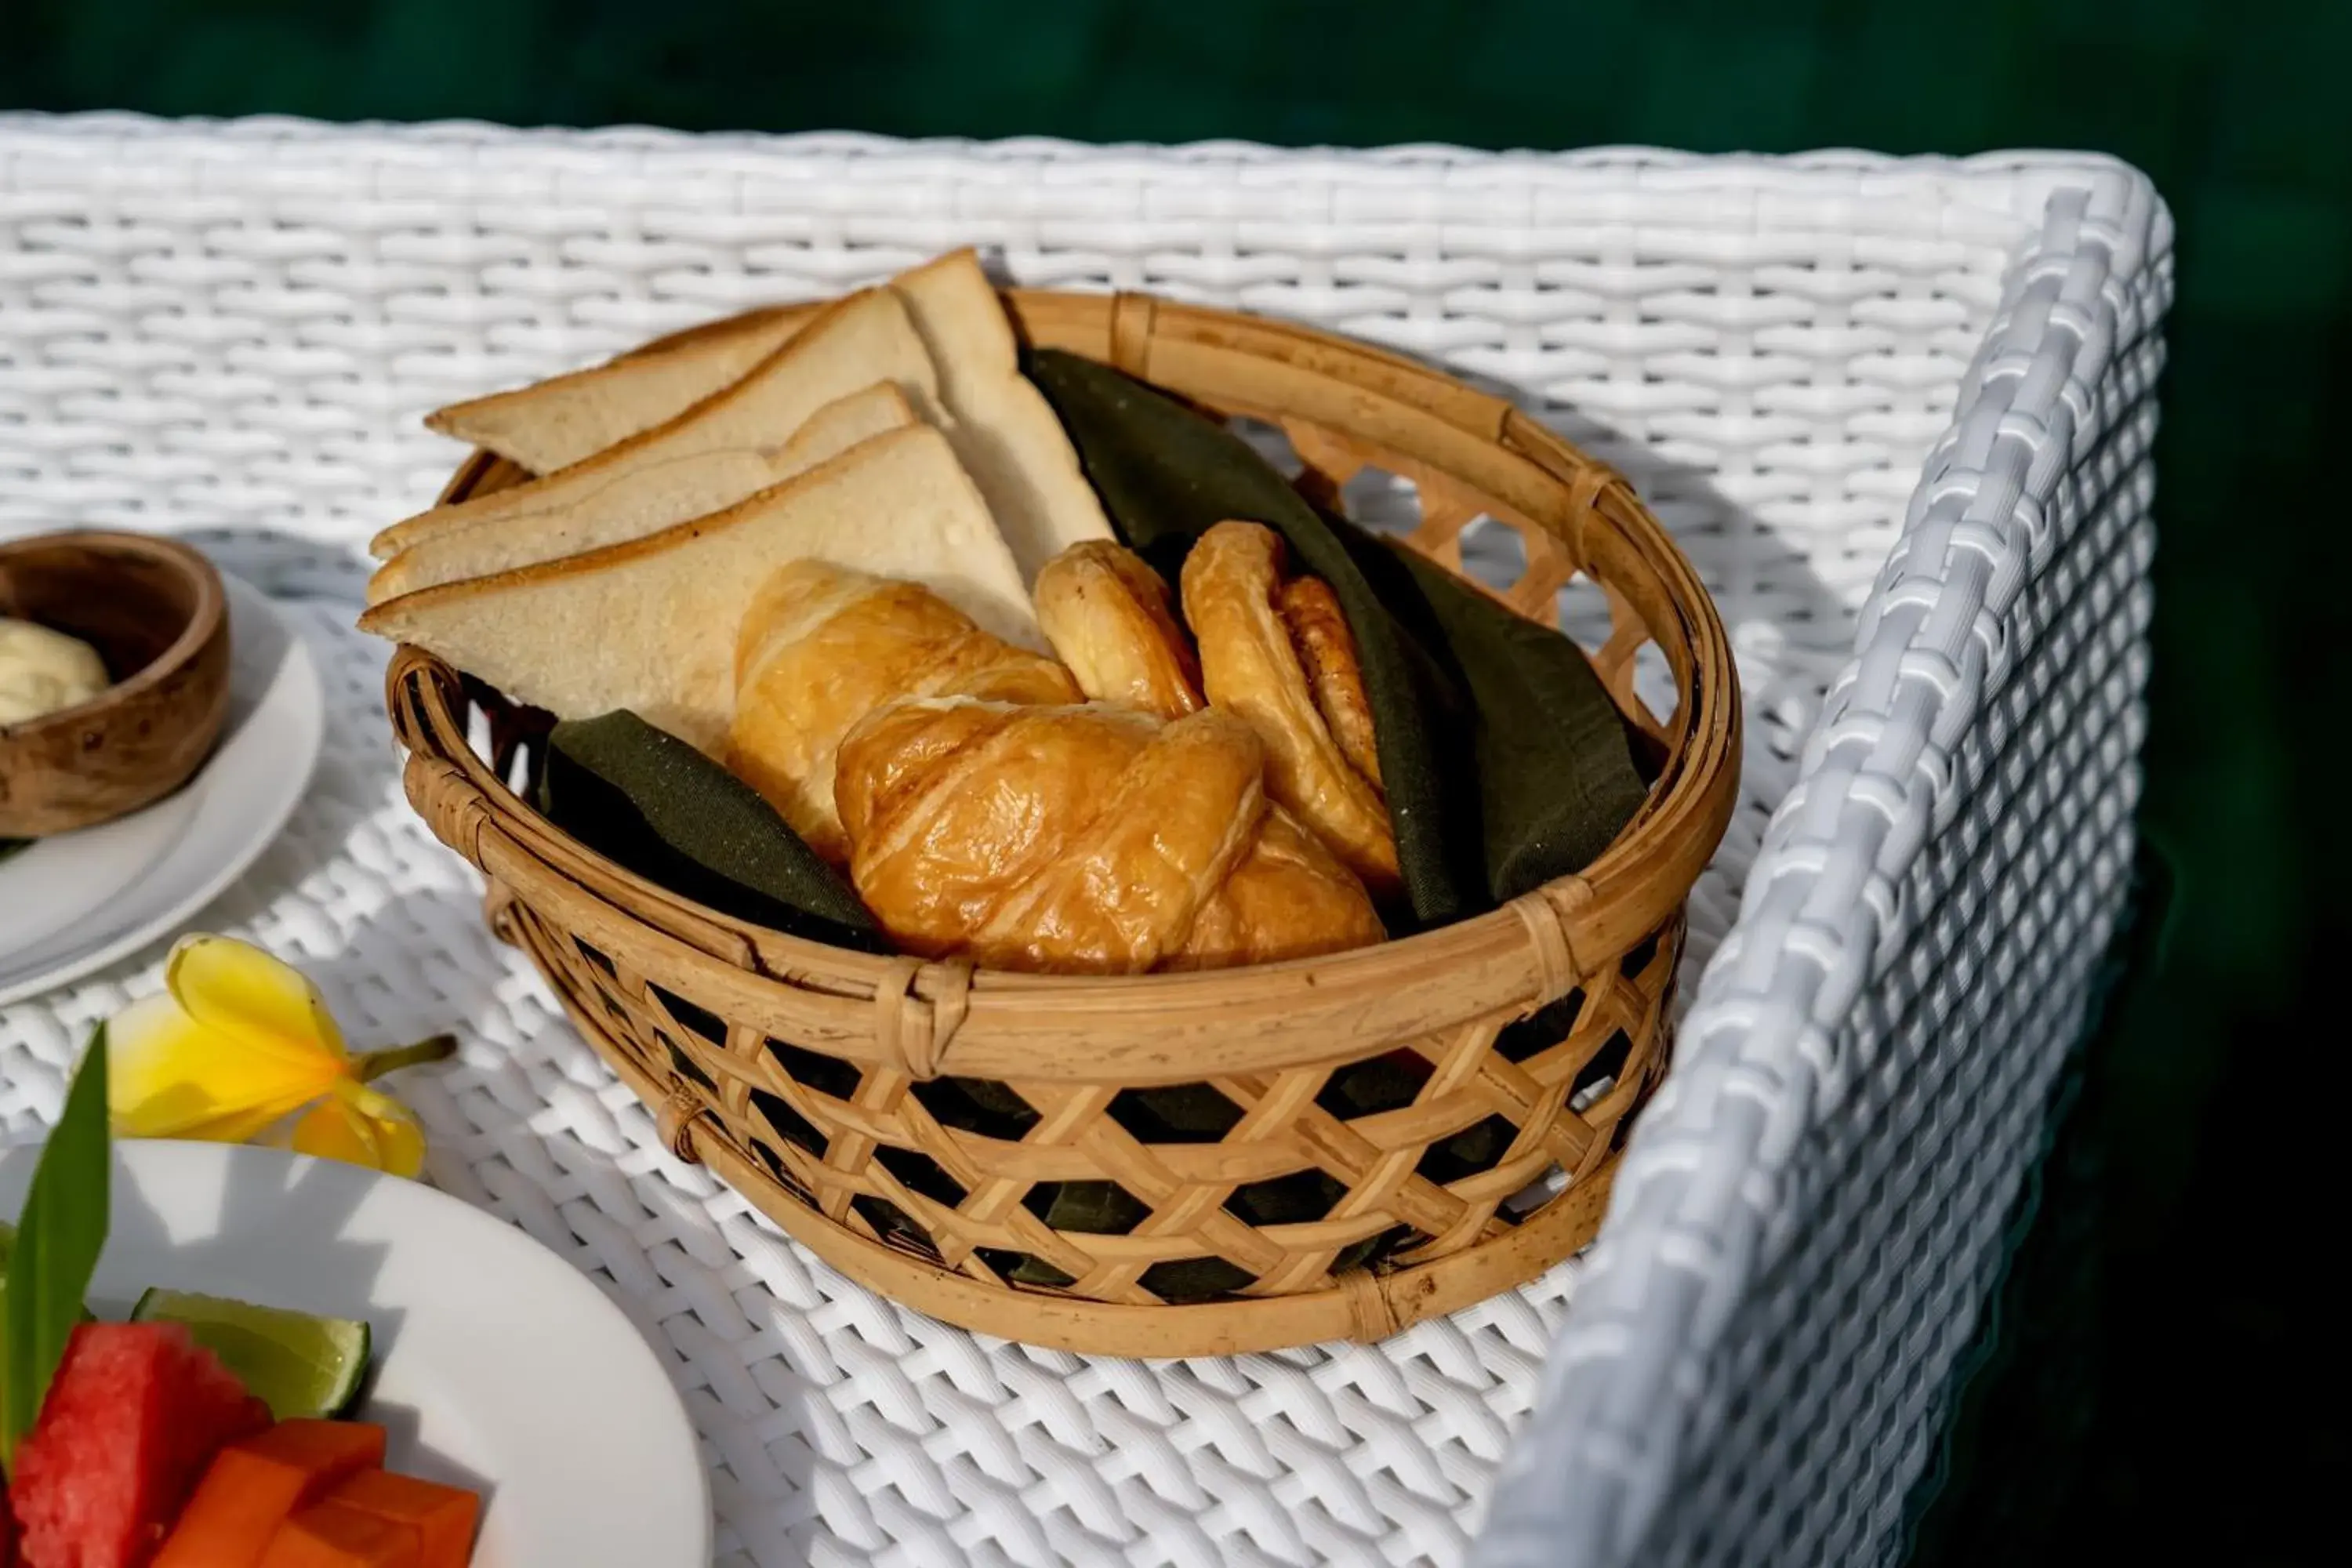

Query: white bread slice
[426,305,804,476]
[376,288,945,560]
[365,383,916,605]
[886,249,1113,583]
[359,425,1040,753]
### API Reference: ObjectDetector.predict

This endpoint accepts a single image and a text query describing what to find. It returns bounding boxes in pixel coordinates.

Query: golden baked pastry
[1277,573,1381,789]
[833,698,1385,974]
[727,559,1078,861]
[1179,521,1399,896]
[1032,541,1203,720]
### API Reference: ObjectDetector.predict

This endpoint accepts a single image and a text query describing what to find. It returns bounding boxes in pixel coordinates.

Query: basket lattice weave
[388,289,1741,1356]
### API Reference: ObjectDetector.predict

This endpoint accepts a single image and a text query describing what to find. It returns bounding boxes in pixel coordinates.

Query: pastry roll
[1032,541,1203,720]
[727,559,1078,861]
[1179,521,1400,896]
[834,697,1385,974]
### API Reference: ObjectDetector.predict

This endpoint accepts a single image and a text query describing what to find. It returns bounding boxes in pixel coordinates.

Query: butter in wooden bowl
[0,530,231,838]
[0,616,111,726]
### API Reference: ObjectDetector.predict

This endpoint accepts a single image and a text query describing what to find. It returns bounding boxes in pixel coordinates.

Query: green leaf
[1137,1256,1258,1302]
[1,1027,111,1469]
[1036,1180,1149,1236]
[1386,545,1651,899]
[538,710,887,951]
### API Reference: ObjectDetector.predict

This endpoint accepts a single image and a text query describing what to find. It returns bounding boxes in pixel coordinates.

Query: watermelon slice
[9,1322,271,1568]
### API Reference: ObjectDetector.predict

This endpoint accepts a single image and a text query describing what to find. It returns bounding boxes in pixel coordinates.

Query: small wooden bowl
[0,532,231,837]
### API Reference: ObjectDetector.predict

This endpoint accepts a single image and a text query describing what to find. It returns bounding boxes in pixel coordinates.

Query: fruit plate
[0,1139,710,1567]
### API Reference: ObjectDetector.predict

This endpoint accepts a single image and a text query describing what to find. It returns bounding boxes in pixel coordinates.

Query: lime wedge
[129,1288,372,1420]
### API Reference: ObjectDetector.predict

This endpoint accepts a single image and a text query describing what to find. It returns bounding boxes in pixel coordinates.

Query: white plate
[0,1141,710,1567]
[0,574,323,1004]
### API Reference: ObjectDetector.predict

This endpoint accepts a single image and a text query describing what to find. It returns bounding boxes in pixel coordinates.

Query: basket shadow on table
[165,528,525,1032]
[122,525,381,923]
[1258,394,1858,655]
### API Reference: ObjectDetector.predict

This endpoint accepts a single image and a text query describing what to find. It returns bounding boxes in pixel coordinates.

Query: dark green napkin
[1028,347,1649,920]
[1394,548,1651,898]
[537,710,886,953]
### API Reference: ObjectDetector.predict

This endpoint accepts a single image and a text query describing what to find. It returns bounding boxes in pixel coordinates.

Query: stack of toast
[360,251,1113,752]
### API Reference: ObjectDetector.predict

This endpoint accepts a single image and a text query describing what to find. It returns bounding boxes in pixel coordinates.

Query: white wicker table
[0,116,2165,1568]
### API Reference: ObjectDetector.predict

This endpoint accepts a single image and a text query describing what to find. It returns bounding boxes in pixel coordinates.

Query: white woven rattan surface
[0,116,2163,1568]
[1475,163,2168,1568]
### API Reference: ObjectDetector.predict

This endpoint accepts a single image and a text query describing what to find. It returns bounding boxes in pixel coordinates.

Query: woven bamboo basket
[386,288,1741,1357]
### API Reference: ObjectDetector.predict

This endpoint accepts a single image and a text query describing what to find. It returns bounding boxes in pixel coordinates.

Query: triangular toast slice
[365,383,916,604]
[359,425,1039,753]
[888,249,1113,582]
[425,305,804,475]
[375,288,945,559]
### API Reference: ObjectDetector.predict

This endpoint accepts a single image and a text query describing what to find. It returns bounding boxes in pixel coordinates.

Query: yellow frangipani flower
[107,934,452,1178]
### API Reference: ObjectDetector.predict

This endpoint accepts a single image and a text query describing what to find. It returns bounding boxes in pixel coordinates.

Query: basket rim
[388,285,1741,1079]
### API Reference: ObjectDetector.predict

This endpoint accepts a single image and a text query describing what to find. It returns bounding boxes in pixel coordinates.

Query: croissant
[1180,521,1399,896]
[727,558,1079,861]
[833,697,1385,973]
[1032,541,1203,720]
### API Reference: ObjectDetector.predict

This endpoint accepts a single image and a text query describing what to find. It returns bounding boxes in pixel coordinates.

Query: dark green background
[7,2,2341,1559]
